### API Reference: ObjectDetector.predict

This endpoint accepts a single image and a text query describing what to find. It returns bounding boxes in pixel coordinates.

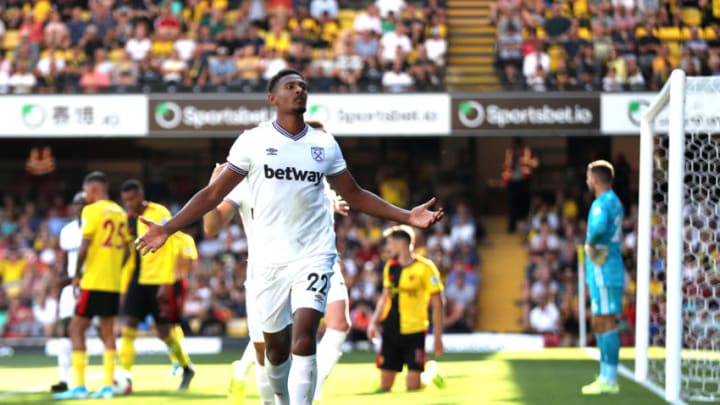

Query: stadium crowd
[0,164,480,343]
[0,0,447,94]
[493,0,720,91]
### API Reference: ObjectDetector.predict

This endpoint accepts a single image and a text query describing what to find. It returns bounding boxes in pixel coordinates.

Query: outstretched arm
[203,163,239,237]
[136,166,245,254]
[327,170,443,228]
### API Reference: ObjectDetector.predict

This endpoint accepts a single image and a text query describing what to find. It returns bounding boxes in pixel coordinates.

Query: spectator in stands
[424,26,447,67]
[544,2,572,40]
[32,286,56,337]
[233,45,263,90]
[530,220,561,255]
[527,65,548,91]
[450,202,476,247]
[8,61,37,94]
[35,46,65,93]
[354,3,382,34]
[444,271,476,333]
[161,49,186,86]
[376,0,406,20]
[43,9,68,49]
[261,48,288,81]
[360,56,384,91]
[382,59,413,91]
[528,292,561,336]
[126,23,152,62]
[311,0,339,19]
[355,29,380,63]
[548,58,578,90]
[379,23,412,66]
[496,23,524,70]
[112,50,138,87]
[309,48,337,91]
[522,40,550,81]
[501,63,525,90]
[335,43,364,92]
[65,7,87,46]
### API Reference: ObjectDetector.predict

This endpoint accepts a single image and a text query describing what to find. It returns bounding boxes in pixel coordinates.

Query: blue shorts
[588,285,623,316]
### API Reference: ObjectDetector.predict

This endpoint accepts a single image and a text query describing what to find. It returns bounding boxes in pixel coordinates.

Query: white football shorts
[58,285,76,320]
[252,254,336,334]
[326,259,349,304]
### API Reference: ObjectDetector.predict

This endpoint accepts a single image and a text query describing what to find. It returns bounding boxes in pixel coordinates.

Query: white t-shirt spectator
[32,296,58,328]
[376,0,406,18]
[354,11,382,34]
[175,38,196,61]
[529,232,561,252]
[9,71,37,93]
[36,57,66,76]
[382,69,414,92]
[427,233,453,253]
[529,302,560,333]
[125,37,152,61]
[522,51,550,78]
[450,221,475,246]
[262,57,288,80]
[380,31,412,62]
[162,57,186,82]
[445,281,476,306]
[310,0,339,18]
[424,37,447,65]
[0,71,9,94]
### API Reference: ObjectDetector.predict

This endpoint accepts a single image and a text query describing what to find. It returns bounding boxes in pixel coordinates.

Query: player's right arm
[202,163,238,237]
[137,166,244,254]
[367,287,390,341]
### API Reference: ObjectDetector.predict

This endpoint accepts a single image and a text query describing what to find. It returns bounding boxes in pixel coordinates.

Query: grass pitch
[0,348,664,404]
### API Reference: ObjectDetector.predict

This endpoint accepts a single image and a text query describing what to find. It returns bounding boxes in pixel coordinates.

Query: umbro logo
[266,148,278,156]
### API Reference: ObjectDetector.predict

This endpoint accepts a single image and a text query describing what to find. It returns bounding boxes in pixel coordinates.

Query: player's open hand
[333,195,350,216]
[408,197,444,228]
[367,322,382,341]
[433,338,444,358]
[135,216,169,255]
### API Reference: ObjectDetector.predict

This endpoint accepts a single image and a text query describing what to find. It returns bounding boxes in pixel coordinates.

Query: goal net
[636,69,720,403]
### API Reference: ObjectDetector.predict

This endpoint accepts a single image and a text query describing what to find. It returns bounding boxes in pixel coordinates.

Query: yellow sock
[168,325,185,364]
[119,326,136,371]
[103,350,116,387]
[163,335,190,368]
[71,351,87,387]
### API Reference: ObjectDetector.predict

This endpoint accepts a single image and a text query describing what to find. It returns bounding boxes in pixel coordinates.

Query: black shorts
[124,279,182,324]
[75,290,120,318]
[377,331,426,372]
[169,279,188,323]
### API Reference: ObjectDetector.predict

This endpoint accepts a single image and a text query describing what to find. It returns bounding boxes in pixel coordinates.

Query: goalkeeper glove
[585,243,608,266]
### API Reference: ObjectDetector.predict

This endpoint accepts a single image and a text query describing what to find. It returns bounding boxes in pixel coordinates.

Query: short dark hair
[267,69,304,93]
[383,225,415,246]
[120,179,144,193]
[72,191,86,205]
[588,160,614,184]
[83,171,108,186]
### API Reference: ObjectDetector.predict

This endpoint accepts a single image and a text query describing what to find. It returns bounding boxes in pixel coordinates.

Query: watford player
[118,179,195,392]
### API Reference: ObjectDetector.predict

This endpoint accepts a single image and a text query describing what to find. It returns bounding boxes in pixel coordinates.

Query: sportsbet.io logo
[306,103,330,124]
[627,100,650,127]
[154,102,182,129]
[21,104,46,128]
[458,100,485,128]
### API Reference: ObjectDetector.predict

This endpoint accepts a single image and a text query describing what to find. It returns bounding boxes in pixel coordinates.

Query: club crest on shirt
[266,147,278,156]
[311,146,325,162]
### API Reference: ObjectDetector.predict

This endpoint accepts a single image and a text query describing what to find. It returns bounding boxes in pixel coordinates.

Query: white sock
[255,365,276,405]
[265,356,291,405]
[57,338,71,383]
[289,354,317,405]
[313,329,347,400]
[233,342,257,380]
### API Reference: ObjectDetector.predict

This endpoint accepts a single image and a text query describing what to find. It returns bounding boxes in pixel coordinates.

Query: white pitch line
[582,348,687,405]
[0,373,103,399]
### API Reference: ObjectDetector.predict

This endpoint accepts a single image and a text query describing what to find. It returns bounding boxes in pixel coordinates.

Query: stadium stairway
[446,0,501,91]
[476,216,525,333]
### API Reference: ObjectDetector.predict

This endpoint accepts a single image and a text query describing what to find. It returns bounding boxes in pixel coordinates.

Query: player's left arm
[367,287,390,340]
[327,170,443,228]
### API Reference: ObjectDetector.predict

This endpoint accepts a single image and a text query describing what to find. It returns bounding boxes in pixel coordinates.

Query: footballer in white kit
[51,192,86,393]
[226,120,346,334]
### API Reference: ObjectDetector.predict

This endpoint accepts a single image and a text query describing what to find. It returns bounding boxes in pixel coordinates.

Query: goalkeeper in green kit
[582,160,625,395]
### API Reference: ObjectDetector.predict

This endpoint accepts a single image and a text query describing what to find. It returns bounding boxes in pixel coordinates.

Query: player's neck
[594,185,611,198]
[398,252,415,267]
[275,114,305,135]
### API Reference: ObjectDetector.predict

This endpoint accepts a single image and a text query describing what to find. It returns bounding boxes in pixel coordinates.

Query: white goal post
[636,69,720,403]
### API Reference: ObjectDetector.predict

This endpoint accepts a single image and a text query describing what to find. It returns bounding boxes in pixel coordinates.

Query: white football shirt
[226,121,346,265]
[59,219,82,277]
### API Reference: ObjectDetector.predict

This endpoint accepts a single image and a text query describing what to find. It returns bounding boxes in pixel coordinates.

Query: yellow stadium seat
[679,27,691,40]
[2,30,18,51]
[573,0,588,17]
[681,7,702,27]
[666,41,681,58]
[703,26,717,40]
[5,50,14,62]
[109,48,124,63]
[714,0,720,18]
[657,26,681,41]
[578,27,591,40]
[224,10,237,25]
[548,45,565,72]
[635,27,648,38]
[227,318,248,337]
[338,9,356,30]
[535,26,547,39]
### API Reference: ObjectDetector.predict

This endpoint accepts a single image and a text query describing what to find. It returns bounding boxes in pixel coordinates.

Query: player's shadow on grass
[124,390,226,399]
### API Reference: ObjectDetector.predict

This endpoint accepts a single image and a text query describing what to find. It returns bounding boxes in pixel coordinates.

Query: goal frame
[635,69,686,403]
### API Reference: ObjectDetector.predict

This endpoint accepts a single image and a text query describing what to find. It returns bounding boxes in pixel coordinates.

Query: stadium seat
[227,318,248,337]
[657,27,681,41]
[2,30,19,51]
[573,0,588,17]
[681,7,702,27]
[578,27,591,40]
[547,45,565,72]
[339,9,356,30]
[703,26,717,40]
